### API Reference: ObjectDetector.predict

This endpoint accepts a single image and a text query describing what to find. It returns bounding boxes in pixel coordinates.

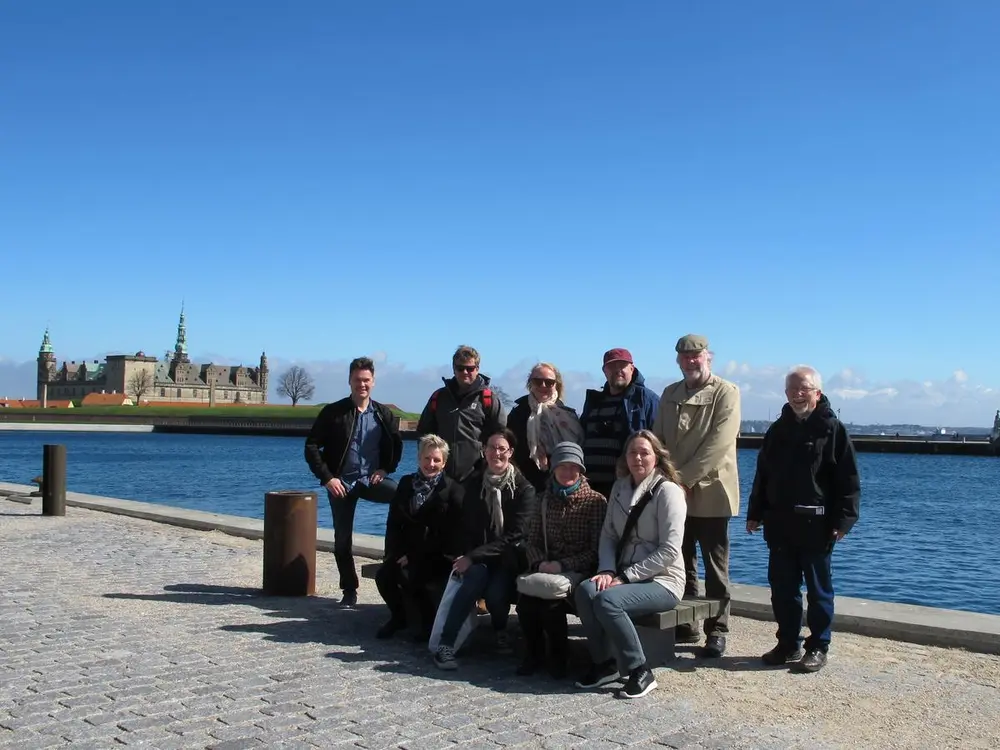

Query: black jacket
[415,374,507,482]
[304,398,403,486]
[460,464,537,572]
[384,473,465,579]
[747,396,861,550]
[506,398,547,491]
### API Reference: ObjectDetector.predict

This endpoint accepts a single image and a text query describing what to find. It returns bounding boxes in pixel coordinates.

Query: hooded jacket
[747,395,861,550]
[416,374,507,482]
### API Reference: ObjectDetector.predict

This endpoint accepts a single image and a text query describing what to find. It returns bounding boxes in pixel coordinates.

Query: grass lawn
[1,405,421,420]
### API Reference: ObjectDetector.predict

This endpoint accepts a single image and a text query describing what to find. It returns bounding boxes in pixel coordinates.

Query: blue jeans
[574,579,679,674]
[440,563,514,647]
[329,478,398,591]
[768,544,835,652]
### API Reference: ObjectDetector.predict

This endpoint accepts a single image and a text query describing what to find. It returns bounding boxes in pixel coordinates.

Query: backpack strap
[429,388,444,412]
[614,477,666,574]
[481,388,492,411]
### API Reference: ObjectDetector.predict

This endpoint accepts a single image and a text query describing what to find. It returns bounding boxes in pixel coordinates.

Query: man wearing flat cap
[579,348,660,499]
[653,334,741,658]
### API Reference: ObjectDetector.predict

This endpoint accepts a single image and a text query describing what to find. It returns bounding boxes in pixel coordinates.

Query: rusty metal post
[42,444,66,516]
[263,490,317,596]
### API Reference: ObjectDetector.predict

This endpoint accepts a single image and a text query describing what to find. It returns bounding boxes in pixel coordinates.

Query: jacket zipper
[334,407,358,475]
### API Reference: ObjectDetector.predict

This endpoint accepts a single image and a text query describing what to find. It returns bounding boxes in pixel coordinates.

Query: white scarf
[526,394,585,469]
[482,464,517,532]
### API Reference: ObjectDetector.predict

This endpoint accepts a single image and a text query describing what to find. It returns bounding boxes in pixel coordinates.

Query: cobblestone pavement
[1,501,998,749]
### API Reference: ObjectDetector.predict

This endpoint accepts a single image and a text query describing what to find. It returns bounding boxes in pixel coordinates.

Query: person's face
[420,448,446,477]
[529,366,558,402]
[678,350,711,385]
[454,358,479,387]
[603,360,634,392]
[349,368,374,400]
[785,375,821,415]
[553,463,582,487]
[626,437,656,482]
[485,435,512,474]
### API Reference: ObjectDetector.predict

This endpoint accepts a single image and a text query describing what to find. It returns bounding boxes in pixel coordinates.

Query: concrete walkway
[1,498,998,749]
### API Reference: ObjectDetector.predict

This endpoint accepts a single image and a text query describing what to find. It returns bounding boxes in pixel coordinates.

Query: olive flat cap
[675,334,709,353]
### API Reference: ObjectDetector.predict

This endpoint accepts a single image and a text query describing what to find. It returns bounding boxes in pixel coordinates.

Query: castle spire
[40,327,53,354]
[172,303,190,363]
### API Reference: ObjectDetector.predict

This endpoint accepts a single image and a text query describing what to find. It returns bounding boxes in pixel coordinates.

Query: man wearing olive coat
[653,334,741,658]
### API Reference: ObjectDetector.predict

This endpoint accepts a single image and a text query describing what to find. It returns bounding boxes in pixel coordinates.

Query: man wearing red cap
[579,348,660,499]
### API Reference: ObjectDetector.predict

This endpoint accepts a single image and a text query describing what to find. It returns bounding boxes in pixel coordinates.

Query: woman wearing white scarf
[432,429,537,671]
[508,363,585,491]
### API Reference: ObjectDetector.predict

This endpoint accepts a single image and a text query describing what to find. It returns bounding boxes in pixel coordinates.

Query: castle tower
[37,328,57,402]
[259,352,269,404]
[171,304,190,364]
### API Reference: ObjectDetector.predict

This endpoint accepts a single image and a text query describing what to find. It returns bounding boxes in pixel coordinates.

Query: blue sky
[2,2,998,423]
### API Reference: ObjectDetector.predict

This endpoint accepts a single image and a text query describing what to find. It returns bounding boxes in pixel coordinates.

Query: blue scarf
[550,476,582,499]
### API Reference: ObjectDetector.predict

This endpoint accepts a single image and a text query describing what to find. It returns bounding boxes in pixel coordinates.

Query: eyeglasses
[454,365,478,373]
[530,377,556,387]
[786,386,818,395]
[486,445,511,455]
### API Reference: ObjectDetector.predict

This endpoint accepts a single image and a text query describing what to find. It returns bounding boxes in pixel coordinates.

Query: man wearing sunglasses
[416,345,507,482]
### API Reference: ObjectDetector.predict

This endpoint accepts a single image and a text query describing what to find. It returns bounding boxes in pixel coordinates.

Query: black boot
[515,597,548,676]
[543,603,570,679]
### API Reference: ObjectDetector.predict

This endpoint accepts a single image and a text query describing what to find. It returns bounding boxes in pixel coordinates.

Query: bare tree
[491,384,516,410]
[277,366,315,406]
[127,369,154,404]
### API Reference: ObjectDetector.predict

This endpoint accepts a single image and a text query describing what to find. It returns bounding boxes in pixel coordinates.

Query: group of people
[304,339,861,698]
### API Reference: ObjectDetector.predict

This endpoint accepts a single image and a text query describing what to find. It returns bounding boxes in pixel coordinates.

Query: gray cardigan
[598,472,687,601]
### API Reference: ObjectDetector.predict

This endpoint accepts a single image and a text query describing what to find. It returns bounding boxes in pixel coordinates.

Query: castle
[37,308,270,406]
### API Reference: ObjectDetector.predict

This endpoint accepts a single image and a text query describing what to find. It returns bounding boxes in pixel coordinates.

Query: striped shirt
[581,393,627,495]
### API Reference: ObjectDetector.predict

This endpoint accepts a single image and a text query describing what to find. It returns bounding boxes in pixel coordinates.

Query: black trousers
[516,595,570,664]
[328,479,398,592]
[681,516,731,635]
[374,561,447,634]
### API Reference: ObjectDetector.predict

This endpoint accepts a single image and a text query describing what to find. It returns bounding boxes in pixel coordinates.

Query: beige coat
[653,374,741,518]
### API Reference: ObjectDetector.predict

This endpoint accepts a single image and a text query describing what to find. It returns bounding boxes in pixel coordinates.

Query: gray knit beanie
[550,441,586,472]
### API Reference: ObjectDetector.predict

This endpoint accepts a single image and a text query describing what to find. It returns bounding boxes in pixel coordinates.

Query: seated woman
[375,434,464,641]
[574,430,686,699]
[432,429,536,670]
[516,442,606,679]
[507,363,585,492]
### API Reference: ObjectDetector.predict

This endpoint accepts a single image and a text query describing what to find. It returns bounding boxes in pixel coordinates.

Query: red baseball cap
[603,348,633,365]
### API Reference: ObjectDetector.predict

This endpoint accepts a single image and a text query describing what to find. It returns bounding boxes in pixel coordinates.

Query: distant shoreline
[0,412,995,455]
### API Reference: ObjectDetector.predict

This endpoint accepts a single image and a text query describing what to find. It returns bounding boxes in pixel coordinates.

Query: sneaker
[433,645,458,671]
[376,618,406,639]
[574,660,620,689]
[620,665,658,699]
[761,643,804,666]
[674,623,700,645]
[340,590,358,608]
[700,635,726,658]
[494,630,514,655]
[794,648,827,673]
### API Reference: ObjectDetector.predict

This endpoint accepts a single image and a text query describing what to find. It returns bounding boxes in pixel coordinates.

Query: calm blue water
[3,431,998,615]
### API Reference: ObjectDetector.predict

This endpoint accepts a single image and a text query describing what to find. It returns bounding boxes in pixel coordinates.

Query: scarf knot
[411,471,443,512]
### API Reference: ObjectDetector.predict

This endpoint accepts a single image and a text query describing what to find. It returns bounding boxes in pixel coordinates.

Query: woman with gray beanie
[515,441,607,679]
[574,430,686,699]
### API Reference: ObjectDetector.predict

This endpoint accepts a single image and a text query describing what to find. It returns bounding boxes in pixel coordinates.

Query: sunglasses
[455,365,478,373]
[530,377,556,387]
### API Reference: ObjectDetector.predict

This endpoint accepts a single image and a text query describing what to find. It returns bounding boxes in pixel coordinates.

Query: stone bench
[360,562,722,664]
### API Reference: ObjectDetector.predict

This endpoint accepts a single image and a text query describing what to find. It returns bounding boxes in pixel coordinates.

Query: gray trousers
[574,579,679,674]
[681,516,731,635]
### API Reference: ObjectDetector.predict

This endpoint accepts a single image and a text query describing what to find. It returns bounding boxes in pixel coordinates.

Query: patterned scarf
[411,471,443,513]
[526,394,586,469]
[482,464,516,533]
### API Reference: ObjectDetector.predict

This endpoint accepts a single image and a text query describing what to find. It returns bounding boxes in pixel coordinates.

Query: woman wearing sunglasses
[507,363,585,491]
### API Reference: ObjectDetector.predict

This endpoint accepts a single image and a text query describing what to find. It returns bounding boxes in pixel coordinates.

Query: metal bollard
[262,490,317,596]
[42,444,67,516]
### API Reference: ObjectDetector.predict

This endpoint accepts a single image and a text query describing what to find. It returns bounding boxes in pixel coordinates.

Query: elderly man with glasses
[416,345,507,482]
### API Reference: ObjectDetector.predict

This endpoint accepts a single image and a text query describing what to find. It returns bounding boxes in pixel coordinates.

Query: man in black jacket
[416,345,507,482]
[305,357,403,606]
[747,366,860,673]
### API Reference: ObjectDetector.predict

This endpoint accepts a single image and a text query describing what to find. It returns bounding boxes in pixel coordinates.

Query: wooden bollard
[42,445,66,516]
[262,490,317,596]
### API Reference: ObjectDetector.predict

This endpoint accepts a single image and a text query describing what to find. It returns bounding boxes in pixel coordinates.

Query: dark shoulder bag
[614,477,665,576]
